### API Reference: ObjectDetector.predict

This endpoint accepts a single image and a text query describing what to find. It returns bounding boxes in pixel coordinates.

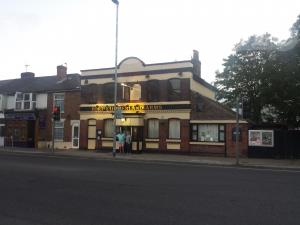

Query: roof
[0,74,81,95]
[191,92,237,120]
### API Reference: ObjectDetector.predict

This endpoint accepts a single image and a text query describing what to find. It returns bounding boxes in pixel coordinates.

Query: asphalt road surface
[0,152,299,225]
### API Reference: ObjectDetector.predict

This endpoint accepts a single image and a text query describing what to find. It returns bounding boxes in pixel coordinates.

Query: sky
[0,0,299,83]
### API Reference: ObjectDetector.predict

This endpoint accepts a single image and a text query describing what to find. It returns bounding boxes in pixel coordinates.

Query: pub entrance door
[118,126,143,152]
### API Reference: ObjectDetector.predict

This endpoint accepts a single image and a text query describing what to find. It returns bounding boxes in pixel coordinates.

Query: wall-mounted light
[121,118,126,122]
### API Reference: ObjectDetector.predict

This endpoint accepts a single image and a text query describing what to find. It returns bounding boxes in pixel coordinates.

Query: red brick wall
[45,94,54,141]
[80,120,88,149]
[226,123,248,157]
[64,91,80,142]
[190,145,225,156]
[180,119,190,152]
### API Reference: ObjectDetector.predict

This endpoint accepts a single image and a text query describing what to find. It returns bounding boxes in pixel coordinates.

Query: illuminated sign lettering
[80,103,190,113]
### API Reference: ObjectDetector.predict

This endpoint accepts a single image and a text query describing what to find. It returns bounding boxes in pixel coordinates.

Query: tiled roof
[0,74,80,95]
[191,92,236,120]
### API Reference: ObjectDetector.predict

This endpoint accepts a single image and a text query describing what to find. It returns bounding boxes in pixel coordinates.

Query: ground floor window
[54,121,64,140]
[148,119,159,138]
[104,119,113,137]
[191,124,225,142]
[169,119,180,139]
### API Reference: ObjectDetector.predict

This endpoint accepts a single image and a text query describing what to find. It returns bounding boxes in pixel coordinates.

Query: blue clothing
[117,133,125,144]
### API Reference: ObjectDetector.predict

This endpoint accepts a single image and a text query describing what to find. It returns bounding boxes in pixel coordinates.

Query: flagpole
[112,0,119,157]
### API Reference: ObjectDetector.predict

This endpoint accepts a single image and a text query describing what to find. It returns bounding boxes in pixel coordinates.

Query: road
[0,152,299,225]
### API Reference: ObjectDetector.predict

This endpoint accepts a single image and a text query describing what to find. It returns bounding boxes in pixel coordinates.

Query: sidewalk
[1,147,300,170]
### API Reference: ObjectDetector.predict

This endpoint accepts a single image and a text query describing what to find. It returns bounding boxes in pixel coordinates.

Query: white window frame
[54,121,64,141]
[191,124,225,143]
[53,93,65,113]
[15,92,36,110]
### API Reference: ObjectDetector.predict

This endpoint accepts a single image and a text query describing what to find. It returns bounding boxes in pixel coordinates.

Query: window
[54,93,64,112]
[15,92,36,110]
[54,121,64,140]
[104,119,113,137]
[147,80,160,101]
[148,119,159,138]
[15,92,23,110]
[23,93,30,110]
[169,119,180,139]
[168,79,181,101]
[103,83,114,103]
[191,124,225,142]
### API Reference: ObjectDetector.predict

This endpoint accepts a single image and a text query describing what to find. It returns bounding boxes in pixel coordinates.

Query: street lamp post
[235,96,240,165]
[112,0,119,157]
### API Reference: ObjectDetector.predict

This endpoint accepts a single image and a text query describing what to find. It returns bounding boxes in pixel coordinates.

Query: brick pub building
[80,51,248,156]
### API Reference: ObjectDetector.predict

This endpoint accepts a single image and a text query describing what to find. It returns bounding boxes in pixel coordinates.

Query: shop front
[79,101,191,152]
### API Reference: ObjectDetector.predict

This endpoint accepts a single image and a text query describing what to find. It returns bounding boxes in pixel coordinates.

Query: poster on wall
[248,130,274,147]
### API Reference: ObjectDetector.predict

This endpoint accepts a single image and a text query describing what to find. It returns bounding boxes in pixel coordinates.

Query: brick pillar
[226,123,248,157]
[180,119,190,152]
[159,119,167,151]
[80,120,88,150]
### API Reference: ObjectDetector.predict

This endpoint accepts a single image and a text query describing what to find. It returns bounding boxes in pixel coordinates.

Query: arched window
[103,83,114,103]
[169,119,180,139]
[148,119,159,138]
[168,79,181,101]
[104,119,113,137]
[147,80,160,102]
[81,84,98,104]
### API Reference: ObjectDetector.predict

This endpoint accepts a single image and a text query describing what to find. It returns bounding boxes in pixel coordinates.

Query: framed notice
[248,130,274,147]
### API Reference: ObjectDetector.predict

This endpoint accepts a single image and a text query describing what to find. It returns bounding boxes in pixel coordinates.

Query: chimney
[21,72,35,79]
[191,50,201,77]
[57,65,67,80]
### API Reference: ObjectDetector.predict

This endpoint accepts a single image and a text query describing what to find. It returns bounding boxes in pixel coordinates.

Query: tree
[215,15,300,128]
[215,33,278,124]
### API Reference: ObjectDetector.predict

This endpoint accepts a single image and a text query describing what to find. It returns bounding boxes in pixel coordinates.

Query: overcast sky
[0,0,299,83]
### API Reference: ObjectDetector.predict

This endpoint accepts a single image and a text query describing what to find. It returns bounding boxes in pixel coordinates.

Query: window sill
[102,137,113,141]
[166,139,181,143]
[145,138,159,142]
[189,141,225,146]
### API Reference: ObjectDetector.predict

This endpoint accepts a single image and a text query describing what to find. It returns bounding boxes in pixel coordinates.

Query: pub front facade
[80,51,248,157]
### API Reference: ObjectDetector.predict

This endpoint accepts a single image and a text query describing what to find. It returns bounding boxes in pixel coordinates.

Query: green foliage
[215,16,300,128]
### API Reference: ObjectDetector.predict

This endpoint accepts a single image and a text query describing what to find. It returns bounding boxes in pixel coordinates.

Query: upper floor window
[54,93,64,112]
[168,79,181,101]
[15,92,36,110]
[147,80,160,102]
[103,83,114,103]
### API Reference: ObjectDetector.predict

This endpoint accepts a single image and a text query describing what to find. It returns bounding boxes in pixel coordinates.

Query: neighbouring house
[79,50,248,157]
[0,66,81,149]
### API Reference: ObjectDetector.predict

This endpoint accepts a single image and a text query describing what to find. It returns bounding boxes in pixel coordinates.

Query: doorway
[118,126,143,152]
[72,123,80,149]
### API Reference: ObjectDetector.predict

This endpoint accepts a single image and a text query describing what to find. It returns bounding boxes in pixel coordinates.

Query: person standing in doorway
[117,130,125,153]
[125,130,132,154]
